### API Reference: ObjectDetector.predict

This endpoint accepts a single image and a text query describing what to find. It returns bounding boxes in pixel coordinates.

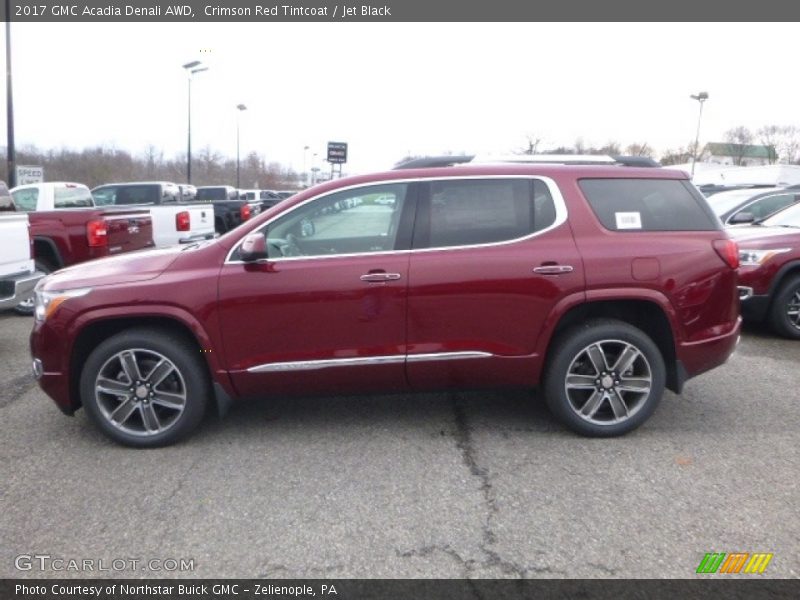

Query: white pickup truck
[0,182,44,312]
[90,181,216,247]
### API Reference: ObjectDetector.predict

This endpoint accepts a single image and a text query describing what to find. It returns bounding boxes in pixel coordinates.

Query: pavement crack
[164,455,204,504]
[396,545,473,575]
[0,373,36,408]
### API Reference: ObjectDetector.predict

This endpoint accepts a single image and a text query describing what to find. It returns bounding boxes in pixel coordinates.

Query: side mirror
[729,211,755,224]
[240,233,268,261]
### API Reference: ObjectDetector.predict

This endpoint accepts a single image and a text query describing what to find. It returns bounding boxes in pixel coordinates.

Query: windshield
[761,202,800,227]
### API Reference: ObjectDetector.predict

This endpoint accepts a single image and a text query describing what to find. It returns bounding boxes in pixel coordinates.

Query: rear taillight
[176,210,191,232]
[240,205,251,221]
[86,219,108,247]
[713,239,739,269]
[28,223,34,259]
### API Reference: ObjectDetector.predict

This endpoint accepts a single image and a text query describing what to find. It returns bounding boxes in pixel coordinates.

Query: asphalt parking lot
[1,311,797,579]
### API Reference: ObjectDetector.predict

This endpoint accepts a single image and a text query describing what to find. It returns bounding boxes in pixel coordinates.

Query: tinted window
[258,184,409,259]
[54,186,93,208]
[417,178,555,249]
[579,178,718,231]
[11,188,39,211]
[745,194,798,220]
[196,187,228,201]
[112,185,160,205]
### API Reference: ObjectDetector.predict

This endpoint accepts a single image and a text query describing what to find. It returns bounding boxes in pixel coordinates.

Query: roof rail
[393,154,662,170]
[393,155,475,169]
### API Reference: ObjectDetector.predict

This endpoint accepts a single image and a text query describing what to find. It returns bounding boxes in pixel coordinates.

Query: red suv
[30,164,741,446]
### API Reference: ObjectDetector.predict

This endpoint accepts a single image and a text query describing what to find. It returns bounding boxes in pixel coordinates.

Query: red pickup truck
[10,182,154,313]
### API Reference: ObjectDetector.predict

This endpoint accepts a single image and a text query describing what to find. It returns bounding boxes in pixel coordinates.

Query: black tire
[768,275,800,339]
[80,328,210,447]
[544,319,666,437]
[13,260,53,316]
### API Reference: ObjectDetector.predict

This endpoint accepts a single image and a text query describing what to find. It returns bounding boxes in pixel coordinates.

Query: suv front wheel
[80,328,209,447]
[544,319,666,437]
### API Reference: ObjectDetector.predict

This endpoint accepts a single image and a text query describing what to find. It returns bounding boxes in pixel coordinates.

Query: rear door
[405,176,584,390]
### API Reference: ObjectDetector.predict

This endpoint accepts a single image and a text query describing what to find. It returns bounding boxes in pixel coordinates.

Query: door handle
[533,265,574,275]
[360,272,402,282]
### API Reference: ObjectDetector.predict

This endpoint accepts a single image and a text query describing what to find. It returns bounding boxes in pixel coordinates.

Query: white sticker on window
[615,212,642,229]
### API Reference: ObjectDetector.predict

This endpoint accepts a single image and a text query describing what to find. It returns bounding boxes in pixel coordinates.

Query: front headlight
[34,288,92,322]
[738,248,790,267]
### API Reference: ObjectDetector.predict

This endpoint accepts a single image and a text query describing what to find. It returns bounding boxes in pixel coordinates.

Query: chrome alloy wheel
[563,340,653,425]
[785,288,800,331]
[93,349,187,436]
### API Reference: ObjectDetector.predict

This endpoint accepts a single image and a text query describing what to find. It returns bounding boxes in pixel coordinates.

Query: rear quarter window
[54,186,94,208]
[578,178,719,231]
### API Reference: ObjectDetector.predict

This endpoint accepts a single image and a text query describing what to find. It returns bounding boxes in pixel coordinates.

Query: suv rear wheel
[544,319,666,437]
[80,328,209,447]
[768,275,800,340]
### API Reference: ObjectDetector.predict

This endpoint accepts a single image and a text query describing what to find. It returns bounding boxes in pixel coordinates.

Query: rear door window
[414,178,557,249]
[578,178,719,231]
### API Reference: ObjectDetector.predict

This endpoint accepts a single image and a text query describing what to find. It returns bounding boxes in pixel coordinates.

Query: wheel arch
[540,295,682,393]
[68,310,234,414]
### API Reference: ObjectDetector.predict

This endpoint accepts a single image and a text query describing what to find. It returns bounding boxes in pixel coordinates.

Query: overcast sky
[2,22,797,176]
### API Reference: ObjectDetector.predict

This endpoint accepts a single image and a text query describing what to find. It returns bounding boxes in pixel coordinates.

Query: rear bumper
[677,317,741,382]
[0,270,45,310]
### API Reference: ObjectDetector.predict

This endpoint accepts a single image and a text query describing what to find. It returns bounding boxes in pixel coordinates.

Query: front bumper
[30,319,76,415]
[740,293,771,322]
[0,270,45,310]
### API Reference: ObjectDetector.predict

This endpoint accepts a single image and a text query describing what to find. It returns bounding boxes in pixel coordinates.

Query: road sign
[327,142,348,164]
[16,165,44,185]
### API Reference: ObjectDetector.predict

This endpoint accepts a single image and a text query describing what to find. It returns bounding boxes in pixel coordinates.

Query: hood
[41,245,186,291]
[726,225,800,246]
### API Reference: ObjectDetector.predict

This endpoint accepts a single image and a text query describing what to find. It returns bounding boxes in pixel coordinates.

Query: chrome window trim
[224,175,568,264]
[246,351,493,373]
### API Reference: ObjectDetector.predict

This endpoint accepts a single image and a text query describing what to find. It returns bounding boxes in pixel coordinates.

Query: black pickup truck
[195,185,262,234]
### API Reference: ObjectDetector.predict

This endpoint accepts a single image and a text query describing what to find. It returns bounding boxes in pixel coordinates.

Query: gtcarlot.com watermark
[15,554,195,573]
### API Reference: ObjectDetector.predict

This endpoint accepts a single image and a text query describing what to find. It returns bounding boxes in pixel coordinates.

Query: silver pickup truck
[0,183,44,311]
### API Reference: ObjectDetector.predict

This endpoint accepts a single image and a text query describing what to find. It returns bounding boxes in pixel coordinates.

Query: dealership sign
[327,142,348,164]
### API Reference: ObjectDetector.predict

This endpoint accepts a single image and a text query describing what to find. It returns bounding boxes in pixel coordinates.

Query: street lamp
[5,0,17,188]
[182,60,209,184]
[236,103,247,189]
[690,91,709,178]
[303,145,309,187]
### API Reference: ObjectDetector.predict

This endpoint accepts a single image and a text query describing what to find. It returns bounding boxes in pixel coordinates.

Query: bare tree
[758,125,800,164]
[625,142,653,157]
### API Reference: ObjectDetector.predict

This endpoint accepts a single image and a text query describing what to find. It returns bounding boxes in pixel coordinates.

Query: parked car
[730,201,800,339]
[91,182,215,247]
[706,186,800,226]
[10,182,154,314]
[30,163,740,446]
[274,190,298,200]
[195,185,261,233]
[239,189,282,211]
[0,182,44,312]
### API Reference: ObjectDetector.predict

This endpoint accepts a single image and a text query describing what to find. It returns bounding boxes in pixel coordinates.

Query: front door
[218,182,416,398]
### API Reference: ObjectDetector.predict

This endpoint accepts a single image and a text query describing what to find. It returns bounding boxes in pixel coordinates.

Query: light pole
[236,104,247,188]
[182,60,208,184]
[690,91,709,178]
[303,145,309,187]
[6,0,17,187]
[311,152,318,186]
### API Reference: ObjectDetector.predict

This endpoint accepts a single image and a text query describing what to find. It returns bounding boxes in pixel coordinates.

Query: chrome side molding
[247,351,493,373]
